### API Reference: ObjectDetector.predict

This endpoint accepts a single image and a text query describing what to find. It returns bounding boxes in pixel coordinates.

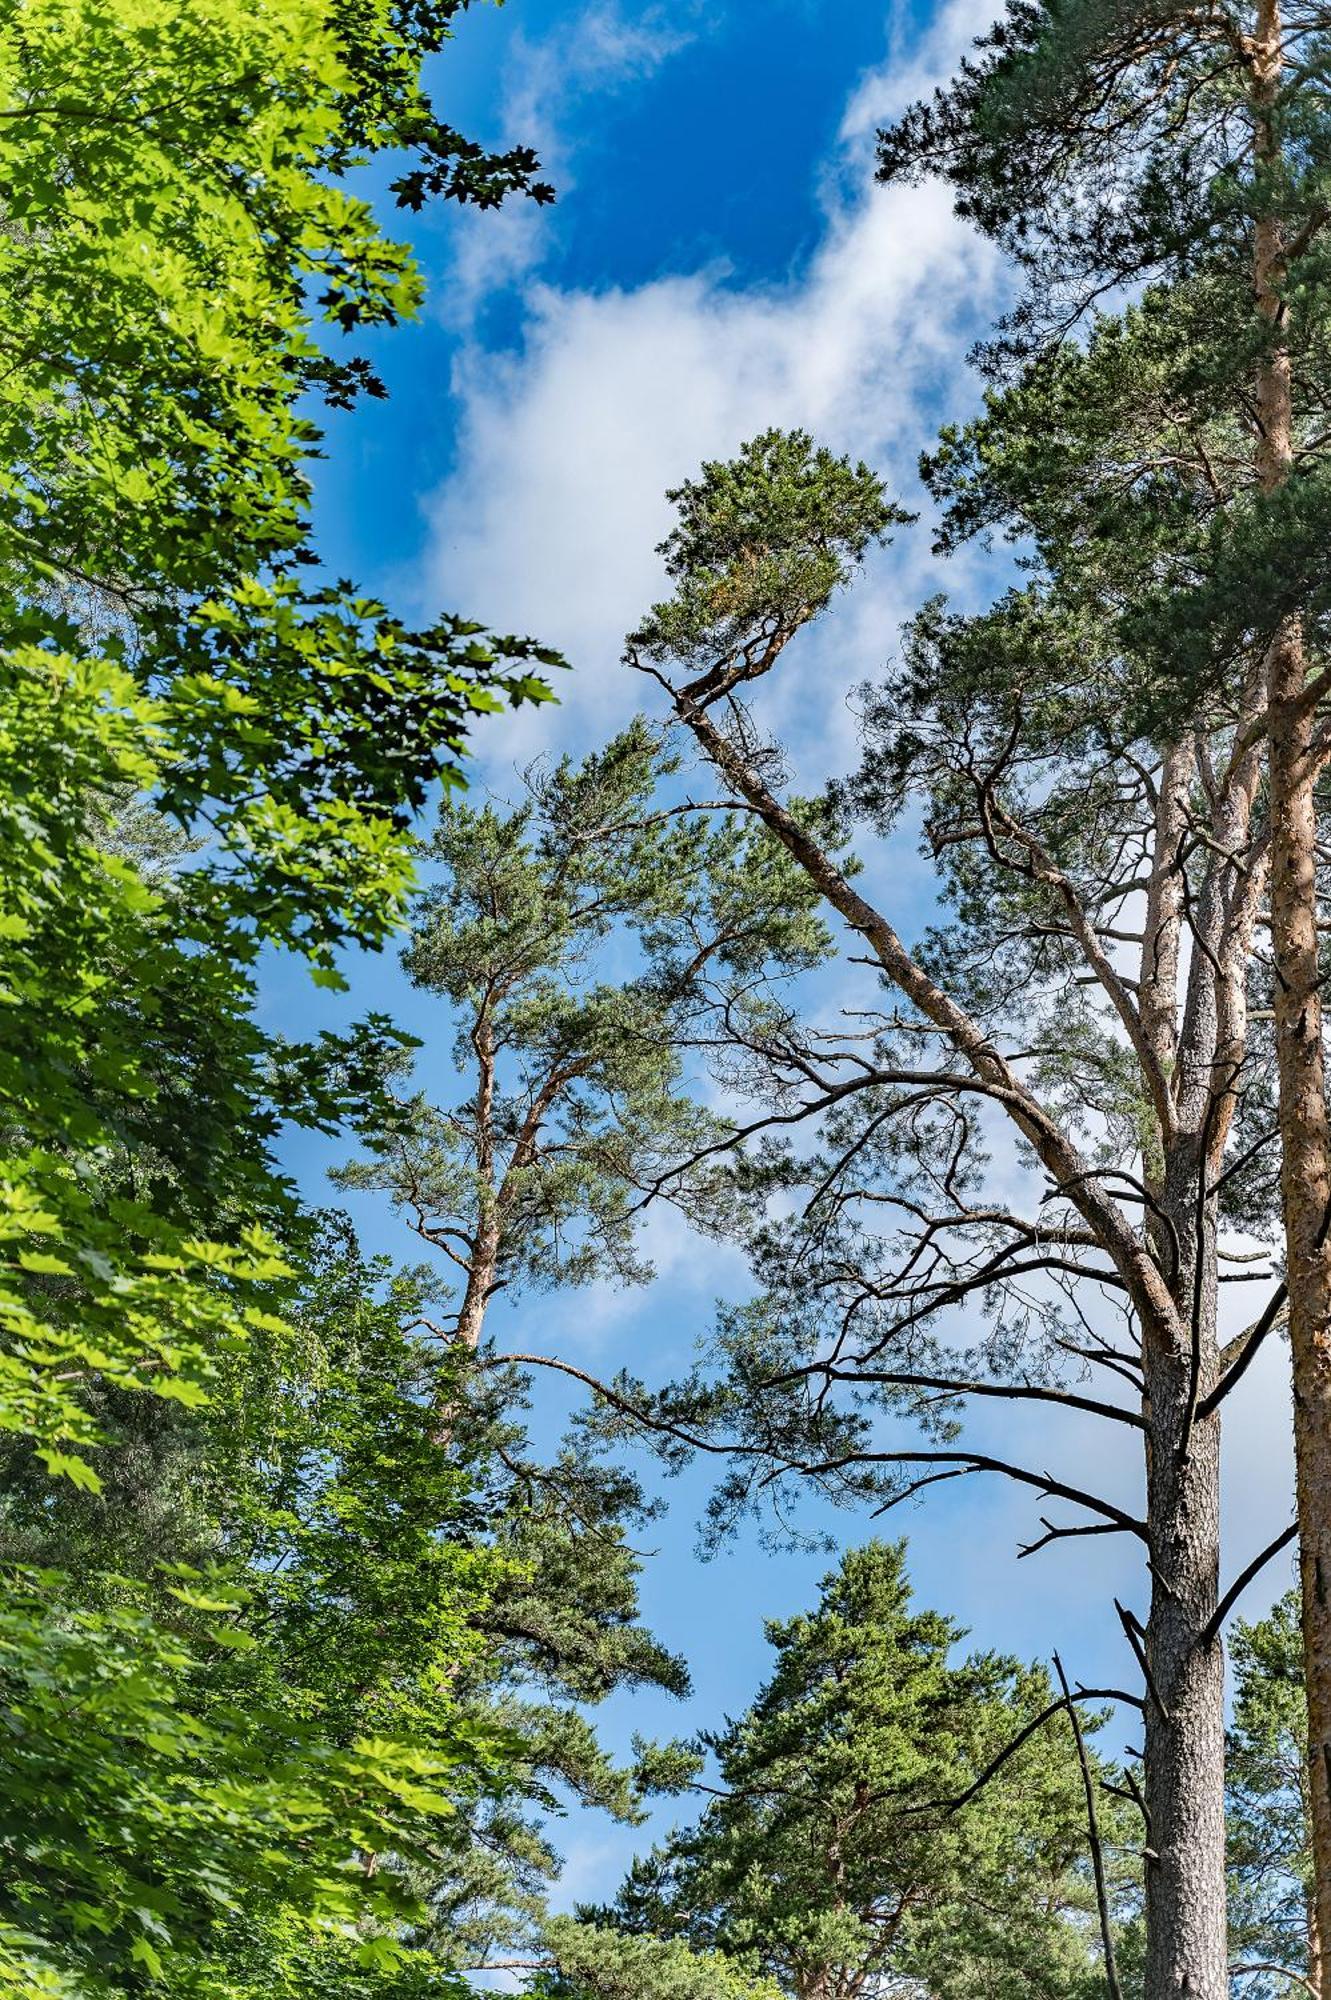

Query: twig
[1018,1518,1128,1561]
[1229,1964,1317,1996]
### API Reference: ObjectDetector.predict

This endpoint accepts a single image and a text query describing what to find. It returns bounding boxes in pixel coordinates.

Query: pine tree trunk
[1250,0,1331,1968]
[455,1222,499,1351]
[1142,1155,1227,2000]
[1142,1368,1227,1998]
[1309,1877,1323,1995]
[1136,731,1257,1998]
[1269,626,1331,1987]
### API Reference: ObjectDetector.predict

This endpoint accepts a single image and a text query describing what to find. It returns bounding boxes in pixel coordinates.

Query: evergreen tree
[332,721,840,1973]
[590,1544,1133,2000]
[529,1920,781,1999]
[1230,1591,1317,1995]
[336,718,833,1356]
[623,427,1280,1996]
[876,0,1331,1969]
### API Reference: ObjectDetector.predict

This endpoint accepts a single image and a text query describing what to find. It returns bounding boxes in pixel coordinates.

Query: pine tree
[624,427,1282,1995]
[591,1544,1133,2000]
[1230,1590,1318,1994]
[336,719,833,1359]
[332,721,841,1973]
[877,2,1331,1974]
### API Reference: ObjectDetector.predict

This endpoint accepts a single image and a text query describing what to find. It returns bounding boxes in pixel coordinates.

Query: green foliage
[1229,1590,1316,1991]
[0,0,564,1990]
[0,1225,523,1998]
[0,0,561,1482]
[630,429,905,672]
[596,1544,1131,2000]
[875,0,1331,714]
[531,1919,781,2000]
[0,1566,501,1999]
[873,0,1330,356]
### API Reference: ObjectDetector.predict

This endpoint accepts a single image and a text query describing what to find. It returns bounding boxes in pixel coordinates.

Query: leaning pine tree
[622,430,1286,1997]
[876,4,1331,1979]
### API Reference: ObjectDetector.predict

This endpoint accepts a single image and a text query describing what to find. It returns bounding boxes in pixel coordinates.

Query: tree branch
[1054,1652,1125,2000]
[1199,1521,1299,1648]
[796,1447,1151,1540]
[796,1361,1146,1430]
[1198,1280,1288,1416]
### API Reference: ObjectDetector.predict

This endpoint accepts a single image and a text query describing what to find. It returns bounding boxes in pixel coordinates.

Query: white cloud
[841,0,998,141]
[420,5,1007,781]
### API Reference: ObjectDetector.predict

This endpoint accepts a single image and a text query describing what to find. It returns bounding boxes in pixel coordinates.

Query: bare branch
[656,671,1185,1346]
[791,1447,1152,1540]
[1200,1522,1299,1648]
[1018,1518,1134,1560]
[799,1361,1146,1430]
[1114,1598,1170,1721]
[1054,1653,1125,2000]
[1199,1280,1288,1416]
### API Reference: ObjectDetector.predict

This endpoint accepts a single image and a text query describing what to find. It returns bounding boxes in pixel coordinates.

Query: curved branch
[798,1362,1146,1430]
[1200,1521,1299,1648]
[792,1447,1150,1540]
[1229,1964,1317,1997]
[898,1680,1141,1823]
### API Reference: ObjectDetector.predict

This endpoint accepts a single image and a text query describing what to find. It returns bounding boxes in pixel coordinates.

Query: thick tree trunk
[1269,631,1331,1983]
[1142,1363,1227,1998]
[1142,1154,1228,2000]
[1250,0,1331,1965]
[455,1220,499,1351]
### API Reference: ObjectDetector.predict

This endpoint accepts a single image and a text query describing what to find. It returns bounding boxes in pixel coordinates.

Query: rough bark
[455,1010,499,1352]
[1143,1164,1227,1999]
[1269,603,1331,1989]
[1250,0,1331,1970]
[1310,1879,1324,1997]
[1138,737,1232,1998]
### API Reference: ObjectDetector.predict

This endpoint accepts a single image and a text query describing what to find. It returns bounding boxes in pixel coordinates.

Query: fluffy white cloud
[420,2,1005,777]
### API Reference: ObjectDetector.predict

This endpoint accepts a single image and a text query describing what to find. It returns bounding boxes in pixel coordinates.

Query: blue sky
[270,0,1302,1959]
